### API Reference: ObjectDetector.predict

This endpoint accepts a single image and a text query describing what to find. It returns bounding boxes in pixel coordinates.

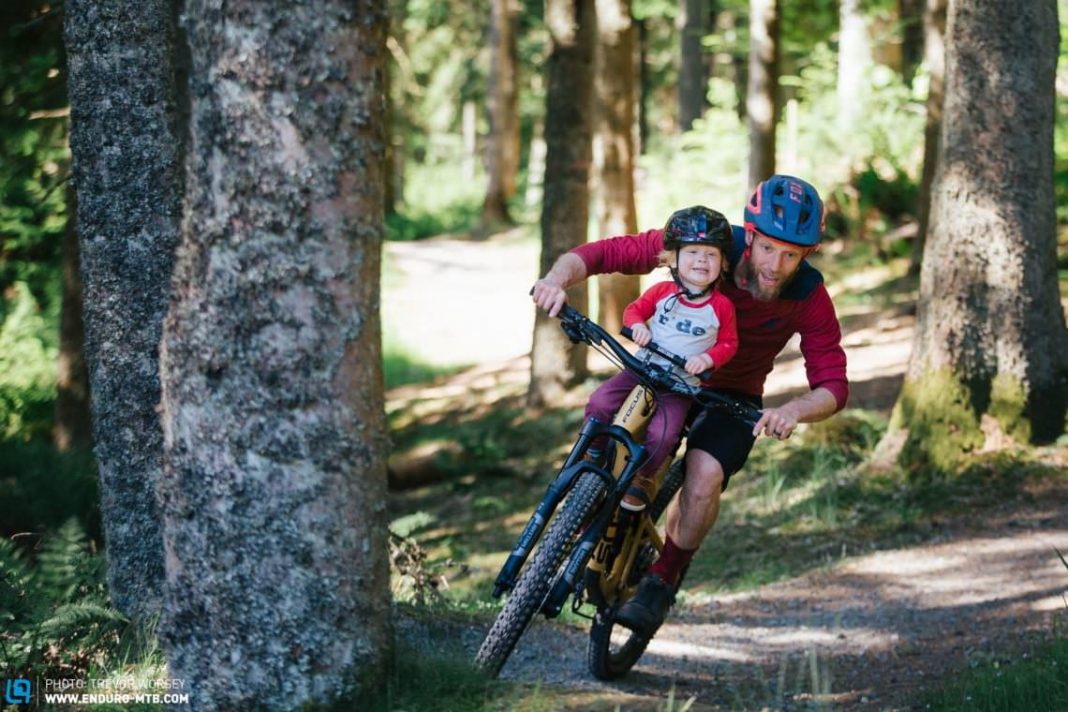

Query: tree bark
[898,0,924,85]
[909,0,947,275]
[64,0,181,619]
[529,0,596,407]
[677,0,707,131]
[890,0,1066,469]
[53,183,92,452]
[482,0,521,227]
[595,0,640,334]
[637,17,651,153]
[746,0,779,190]
[158,1,390,707]
[837,0,871,130]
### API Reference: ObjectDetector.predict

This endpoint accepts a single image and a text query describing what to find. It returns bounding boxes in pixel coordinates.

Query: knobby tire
[475,471,606,678]
[587,458,686,680]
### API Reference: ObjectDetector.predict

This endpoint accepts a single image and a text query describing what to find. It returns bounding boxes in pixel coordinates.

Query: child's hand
[684,353,714,376]
[628,323,652,346]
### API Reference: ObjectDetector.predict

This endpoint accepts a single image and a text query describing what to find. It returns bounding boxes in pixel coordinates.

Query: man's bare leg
[665,449,725,549]
[616,449,725,635]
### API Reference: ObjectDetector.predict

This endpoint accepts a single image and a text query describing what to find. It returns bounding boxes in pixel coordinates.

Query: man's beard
[736,255,797,302]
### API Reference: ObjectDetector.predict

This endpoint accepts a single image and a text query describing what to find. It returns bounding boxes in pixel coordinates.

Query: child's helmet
[744,175,825,247]
[663,206,732,254]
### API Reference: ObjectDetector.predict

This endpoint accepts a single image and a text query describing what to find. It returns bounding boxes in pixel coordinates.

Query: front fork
[491,417,646,599]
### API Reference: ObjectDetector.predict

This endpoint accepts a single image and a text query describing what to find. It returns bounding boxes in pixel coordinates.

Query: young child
[584,206,738,511]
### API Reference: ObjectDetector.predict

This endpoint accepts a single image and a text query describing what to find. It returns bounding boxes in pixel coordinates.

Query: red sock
[649,535,696,586]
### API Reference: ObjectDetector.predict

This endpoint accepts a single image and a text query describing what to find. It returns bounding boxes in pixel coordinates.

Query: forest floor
[385,229,1068,710]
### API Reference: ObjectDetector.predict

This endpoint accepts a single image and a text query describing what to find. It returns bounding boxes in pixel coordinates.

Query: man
[531,175,848,635]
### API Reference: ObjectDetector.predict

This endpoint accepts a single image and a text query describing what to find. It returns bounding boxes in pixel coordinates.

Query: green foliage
[637,91,749,225]
[0,520,130,680]
[366,639,508,712]
[924,638,1068,712]
[386,162,485,241]
[0,281,58,441]
[0,2,68,302]
[0,439,99,538]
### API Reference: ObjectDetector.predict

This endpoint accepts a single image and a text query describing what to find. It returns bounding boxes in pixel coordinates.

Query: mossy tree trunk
[746,0,779,191]
[529,0,596,407]
[64,0,182,619]
[890,0,1066,471]
[157,1,390,707]
[595,0,639,335]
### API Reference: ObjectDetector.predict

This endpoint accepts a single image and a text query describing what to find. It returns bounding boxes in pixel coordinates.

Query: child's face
[676,244,723,290]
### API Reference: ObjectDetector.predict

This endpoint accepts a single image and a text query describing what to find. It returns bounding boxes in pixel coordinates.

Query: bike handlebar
[556,304,762,427]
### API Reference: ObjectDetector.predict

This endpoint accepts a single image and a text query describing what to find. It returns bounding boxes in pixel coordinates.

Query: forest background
[2,0,1068,709]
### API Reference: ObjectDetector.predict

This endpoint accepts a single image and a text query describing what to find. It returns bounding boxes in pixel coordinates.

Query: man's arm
[531,229,665,316]
[531,252,588,317]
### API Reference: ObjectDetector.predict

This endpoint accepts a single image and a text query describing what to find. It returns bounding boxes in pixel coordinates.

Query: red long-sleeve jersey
[573,226,849,409]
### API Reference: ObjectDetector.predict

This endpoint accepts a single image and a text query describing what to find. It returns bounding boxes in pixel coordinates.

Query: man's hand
[531,278,569,317]
[753,403,801,440]
[530,253,588,317]
[752,387,839,440]
[628,323,652,346]
[684,353,713,376]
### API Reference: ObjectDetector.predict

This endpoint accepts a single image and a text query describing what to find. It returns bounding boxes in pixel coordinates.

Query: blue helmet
[744,175,825,247]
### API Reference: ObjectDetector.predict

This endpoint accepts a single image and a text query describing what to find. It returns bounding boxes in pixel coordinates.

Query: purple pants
[584,370,691,476]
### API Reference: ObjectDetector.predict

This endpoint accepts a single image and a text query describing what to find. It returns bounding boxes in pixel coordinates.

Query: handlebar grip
[698,370,714,381]
[620,326,633,340]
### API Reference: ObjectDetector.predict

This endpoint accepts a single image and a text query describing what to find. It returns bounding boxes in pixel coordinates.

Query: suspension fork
[541,445,648,617]
[491,418,642,598]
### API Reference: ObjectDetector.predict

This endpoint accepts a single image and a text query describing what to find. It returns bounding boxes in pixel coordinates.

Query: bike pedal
[570,596,596,621]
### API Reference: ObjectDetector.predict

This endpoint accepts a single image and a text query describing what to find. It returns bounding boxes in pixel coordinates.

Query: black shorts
[684,390,762,491]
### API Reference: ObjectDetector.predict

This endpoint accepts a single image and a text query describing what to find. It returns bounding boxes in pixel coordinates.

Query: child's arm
[622,283,670,347]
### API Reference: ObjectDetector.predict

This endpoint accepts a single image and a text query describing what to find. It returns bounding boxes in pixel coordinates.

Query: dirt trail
[475,500,1068,710]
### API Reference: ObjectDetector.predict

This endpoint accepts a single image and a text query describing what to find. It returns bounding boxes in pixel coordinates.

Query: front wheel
[475,471,605,677]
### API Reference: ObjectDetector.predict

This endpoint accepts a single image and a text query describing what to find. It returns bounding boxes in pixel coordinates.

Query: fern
[0,519,129,678]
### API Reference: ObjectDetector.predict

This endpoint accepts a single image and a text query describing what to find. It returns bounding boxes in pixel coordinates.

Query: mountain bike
[474,304,760,680]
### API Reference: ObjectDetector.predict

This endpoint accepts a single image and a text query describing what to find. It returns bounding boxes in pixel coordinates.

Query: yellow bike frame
[585,384,675,604]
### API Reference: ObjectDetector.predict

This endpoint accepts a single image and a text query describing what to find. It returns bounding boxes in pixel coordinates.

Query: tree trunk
[529,0,596,407]
[595,0,640,335]
[890,0,1066,470]
[746,0,779,190]
[677,0,707,131]
[482,0,521,227]
[53,183,92,452]
[837,0,871,130]
[898,0,924,85]
[909,0,947,276]
[637,17,651,153]
[64,0,180,619]
[157,2,390,708]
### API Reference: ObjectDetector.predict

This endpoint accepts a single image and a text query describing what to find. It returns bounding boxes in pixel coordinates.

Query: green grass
[383,343,468,389]
[924,638,1068,711]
